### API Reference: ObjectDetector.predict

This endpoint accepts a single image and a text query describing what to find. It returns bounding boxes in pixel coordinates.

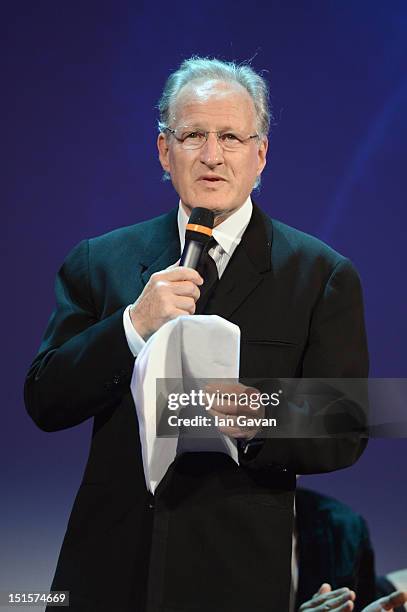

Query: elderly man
[25,57,369,612]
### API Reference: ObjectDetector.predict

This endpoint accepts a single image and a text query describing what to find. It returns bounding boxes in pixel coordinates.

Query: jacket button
[148,502,154,509]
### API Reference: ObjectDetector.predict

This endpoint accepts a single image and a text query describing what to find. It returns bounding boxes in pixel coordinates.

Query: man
[295,488,407,612]
[24,57,369,612]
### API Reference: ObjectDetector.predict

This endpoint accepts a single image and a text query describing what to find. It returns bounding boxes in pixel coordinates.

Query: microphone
[180,207,215,269]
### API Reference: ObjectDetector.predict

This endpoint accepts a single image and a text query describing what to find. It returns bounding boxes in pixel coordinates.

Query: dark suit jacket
[24,203,369,612]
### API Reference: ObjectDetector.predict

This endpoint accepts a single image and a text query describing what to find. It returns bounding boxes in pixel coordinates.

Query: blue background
[2,0,407,598]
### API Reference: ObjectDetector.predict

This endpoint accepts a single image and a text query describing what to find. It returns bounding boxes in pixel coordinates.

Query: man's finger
[376,590,407,610]
[173,296,196,314]
[171,281,201,300]
[314,584,332,597]
[300,587,354,611]
[307,588,355,608]
[207,408,260,439]
[154,266,203,284]
[205,383,258,395]
[387,590,407,607]
[204,385,262,415]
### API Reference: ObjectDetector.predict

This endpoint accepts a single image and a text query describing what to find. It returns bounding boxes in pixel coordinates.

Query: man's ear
[256,136,268,176]
[157,132,170,173]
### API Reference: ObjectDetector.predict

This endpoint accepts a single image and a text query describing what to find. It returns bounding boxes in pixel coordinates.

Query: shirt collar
[177,196,253,256]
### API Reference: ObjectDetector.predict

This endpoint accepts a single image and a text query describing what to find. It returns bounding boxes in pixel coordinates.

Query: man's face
[157,80,268,224]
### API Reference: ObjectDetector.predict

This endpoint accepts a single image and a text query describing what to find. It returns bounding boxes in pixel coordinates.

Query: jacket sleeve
[240,258,369,474]
[24,239,135,432]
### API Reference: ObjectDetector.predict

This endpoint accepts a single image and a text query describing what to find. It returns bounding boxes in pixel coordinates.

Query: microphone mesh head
[185,207,215,245]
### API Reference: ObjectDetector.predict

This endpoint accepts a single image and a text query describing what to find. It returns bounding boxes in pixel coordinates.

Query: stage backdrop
[2,0,406,599]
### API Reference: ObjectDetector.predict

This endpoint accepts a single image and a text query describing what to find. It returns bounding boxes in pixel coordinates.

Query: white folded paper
[131,315,241,493]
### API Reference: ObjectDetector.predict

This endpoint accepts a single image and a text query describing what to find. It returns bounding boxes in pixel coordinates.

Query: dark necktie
[195,237,219,314]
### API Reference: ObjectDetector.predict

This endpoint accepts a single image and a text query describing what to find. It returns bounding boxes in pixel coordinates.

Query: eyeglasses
[164,127,259,151]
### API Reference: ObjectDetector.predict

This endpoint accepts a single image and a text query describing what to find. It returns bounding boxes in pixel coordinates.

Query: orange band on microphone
[186,223,213,236]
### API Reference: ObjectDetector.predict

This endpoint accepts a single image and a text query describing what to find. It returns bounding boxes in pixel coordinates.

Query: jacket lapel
[140,208,180,286]
[205,203,273,319]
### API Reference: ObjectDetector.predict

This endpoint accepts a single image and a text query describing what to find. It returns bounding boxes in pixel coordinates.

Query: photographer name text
[167,414,277,428]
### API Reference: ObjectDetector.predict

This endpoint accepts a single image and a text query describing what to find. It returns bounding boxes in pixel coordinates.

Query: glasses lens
[179,131,207,149]
[219,133,244,151]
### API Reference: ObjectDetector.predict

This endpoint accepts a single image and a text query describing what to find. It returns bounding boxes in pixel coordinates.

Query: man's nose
[199,133,224,167]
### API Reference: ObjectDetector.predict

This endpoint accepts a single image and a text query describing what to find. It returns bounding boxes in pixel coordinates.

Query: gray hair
[158,55,271,139]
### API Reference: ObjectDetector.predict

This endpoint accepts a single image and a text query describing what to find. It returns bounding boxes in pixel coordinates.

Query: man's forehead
[169,79,255,126]
[179,78,246,100]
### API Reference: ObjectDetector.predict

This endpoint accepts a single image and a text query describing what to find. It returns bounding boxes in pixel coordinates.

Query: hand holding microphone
[130,208,214,340]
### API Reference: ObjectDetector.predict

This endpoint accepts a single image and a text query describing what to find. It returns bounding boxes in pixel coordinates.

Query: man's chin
[181,199,244,218]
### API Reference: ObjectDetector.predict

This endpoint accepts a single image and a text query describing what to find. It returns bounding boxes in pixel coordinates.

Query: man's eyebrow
[178,124,242,132]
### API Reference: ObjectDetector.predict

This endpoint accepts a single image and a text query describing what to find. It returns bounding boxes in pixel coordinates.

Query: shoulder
[88,208,178,253]
[272,217,343,262]
[258,207,361,287]
[61,208,178,268]
[265,211,347,268]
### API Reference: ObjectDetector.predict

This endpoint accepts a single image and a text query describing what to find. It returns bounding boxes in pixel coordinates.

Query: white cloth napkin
[131,314,241,493]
